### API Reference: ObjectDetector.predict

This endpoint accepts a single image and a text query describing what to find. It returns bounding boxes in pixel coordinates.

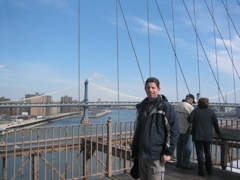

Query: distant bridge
[1,79,239,124]
[0,101,240,108]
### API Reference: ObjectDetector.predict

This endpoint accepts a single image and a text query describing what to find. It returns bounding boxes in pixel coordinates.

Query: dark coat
[131,95,179,159]
[187,107,220,142]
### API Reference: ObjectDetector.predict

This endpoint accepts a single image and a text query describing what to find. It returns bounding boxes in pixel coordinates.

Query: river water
[38,109,137,127]
[0,109,137,180]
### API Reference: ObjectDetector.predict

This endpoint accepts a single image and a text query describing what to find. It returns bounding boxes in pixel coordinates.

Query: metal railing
[0,118,239,180]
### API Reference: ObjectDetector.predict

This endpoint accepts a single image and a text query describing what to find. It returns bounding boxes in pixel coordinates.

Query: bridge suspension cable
[116,0,120,121]
[171,0,179,102]
[182,0,227,103]
[89,82,143,100]
[221,0,240,39]
[154,0,191,94]
[147,0,152,77]
[224,0,237,104]
[117,0,145,85]
[209,87,240,101]
[78,0,81,103]
[210,0,221,104]
[192,0,201,100]
[4,84,80,103]
[203,0,240,80]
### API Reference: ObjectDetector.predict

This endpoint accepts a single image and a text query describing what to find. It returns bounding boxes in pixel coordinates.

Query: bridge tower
[81,79,91,124]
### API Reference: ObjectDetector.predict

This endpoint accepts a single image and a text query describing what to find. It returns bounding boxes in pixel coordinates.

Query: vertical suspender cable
[210,0,220,105]
[193,0,201,100]
[171,0,179,102]
[226,1,235,167]
[78,0,81,113]
[224,0,237,104]
[116,0,120,122]
[227,0,235,161]
[146,0,152,77]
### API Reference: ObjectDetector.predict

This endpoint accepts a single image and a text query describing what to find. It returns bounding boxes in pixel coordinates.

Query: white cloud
[0,65,15,73]
[88,73,105,82]
[92,72,104,78]
[132,17,162,34]
[133,17,161,30]
[211,36,240,76]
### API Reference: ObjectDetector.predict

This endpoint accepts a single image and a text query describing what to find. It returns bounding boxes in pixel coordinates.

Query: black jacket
[187,107,220,142]
[131,95,179,159]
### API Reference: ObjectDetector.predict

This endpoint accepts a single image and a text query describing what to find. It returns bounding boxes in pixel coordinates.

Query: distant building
[61,95,72,113]
[0,97,29,116]
[51,101,61,115]
[25,93,52,116]
[71,99,80,112]
[0,97,11,115]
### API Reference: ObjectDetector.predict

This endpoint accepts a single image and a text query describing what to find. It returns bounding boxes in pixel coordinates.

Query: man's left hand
[161,155,171,164]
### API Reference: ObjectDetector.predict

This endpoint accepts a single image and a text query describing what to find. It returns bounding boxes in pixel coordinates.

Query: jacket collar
[137,94,167,114]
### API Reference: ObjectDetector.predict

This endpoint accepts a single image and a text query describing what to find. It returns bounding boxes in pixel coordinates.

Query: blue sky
[0,0,240,103]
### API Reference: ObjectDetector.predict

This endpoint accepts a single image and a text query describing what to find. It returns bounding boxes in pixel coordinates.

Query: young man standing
[131,77,179,180]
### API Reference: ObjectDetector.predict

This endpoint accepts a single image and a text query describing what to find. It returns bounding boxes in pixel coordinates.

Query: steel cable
[182,0,226,103]
[117,0,145,85]
[154,0,191,94]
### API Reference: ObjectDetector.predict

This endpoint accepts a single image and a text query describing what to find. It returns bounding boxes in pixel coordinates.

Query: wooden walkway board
[101,162,240,180]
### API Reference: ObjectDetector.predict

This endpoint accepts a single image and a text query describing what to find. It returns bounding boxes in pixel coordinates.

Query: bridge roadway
[0,101,239,108]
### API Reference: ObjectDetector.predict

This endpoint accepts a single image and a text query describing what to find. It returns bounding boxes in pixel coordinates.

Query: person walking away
[176,94,195,169]
[188,98,220,177]
[131,77,179,180]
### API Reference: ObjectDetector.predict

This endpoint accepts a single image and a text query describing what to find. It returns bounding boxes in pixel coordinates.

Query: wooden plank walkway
[101,162,240,180]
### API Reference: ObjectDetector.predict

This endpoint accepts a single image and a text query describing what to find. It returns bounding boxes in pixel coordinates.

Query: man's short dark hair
[185,94,195,103]
[145,77,160,88]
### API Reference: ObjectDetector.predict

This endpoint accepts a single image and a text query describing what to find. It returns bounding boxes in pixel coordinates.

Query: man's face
[145,82,160,101]
[187,98,194,105]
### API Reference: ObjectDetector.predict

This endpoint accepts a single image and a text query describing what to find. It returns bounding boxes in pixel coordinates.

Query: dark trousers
[194,141,212,175]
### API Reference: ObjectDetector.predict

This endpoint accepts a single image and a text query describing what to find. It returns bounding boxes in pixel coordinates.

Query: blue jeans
[176,133,192,167]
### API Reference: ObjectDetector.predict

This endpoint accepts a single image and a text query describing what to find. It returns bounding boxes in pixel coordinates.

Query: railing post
[221,140,228,170]
[32,154,39,180]
[107,117,113,177]
[2,157,6,180]
[236,107,240,118]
